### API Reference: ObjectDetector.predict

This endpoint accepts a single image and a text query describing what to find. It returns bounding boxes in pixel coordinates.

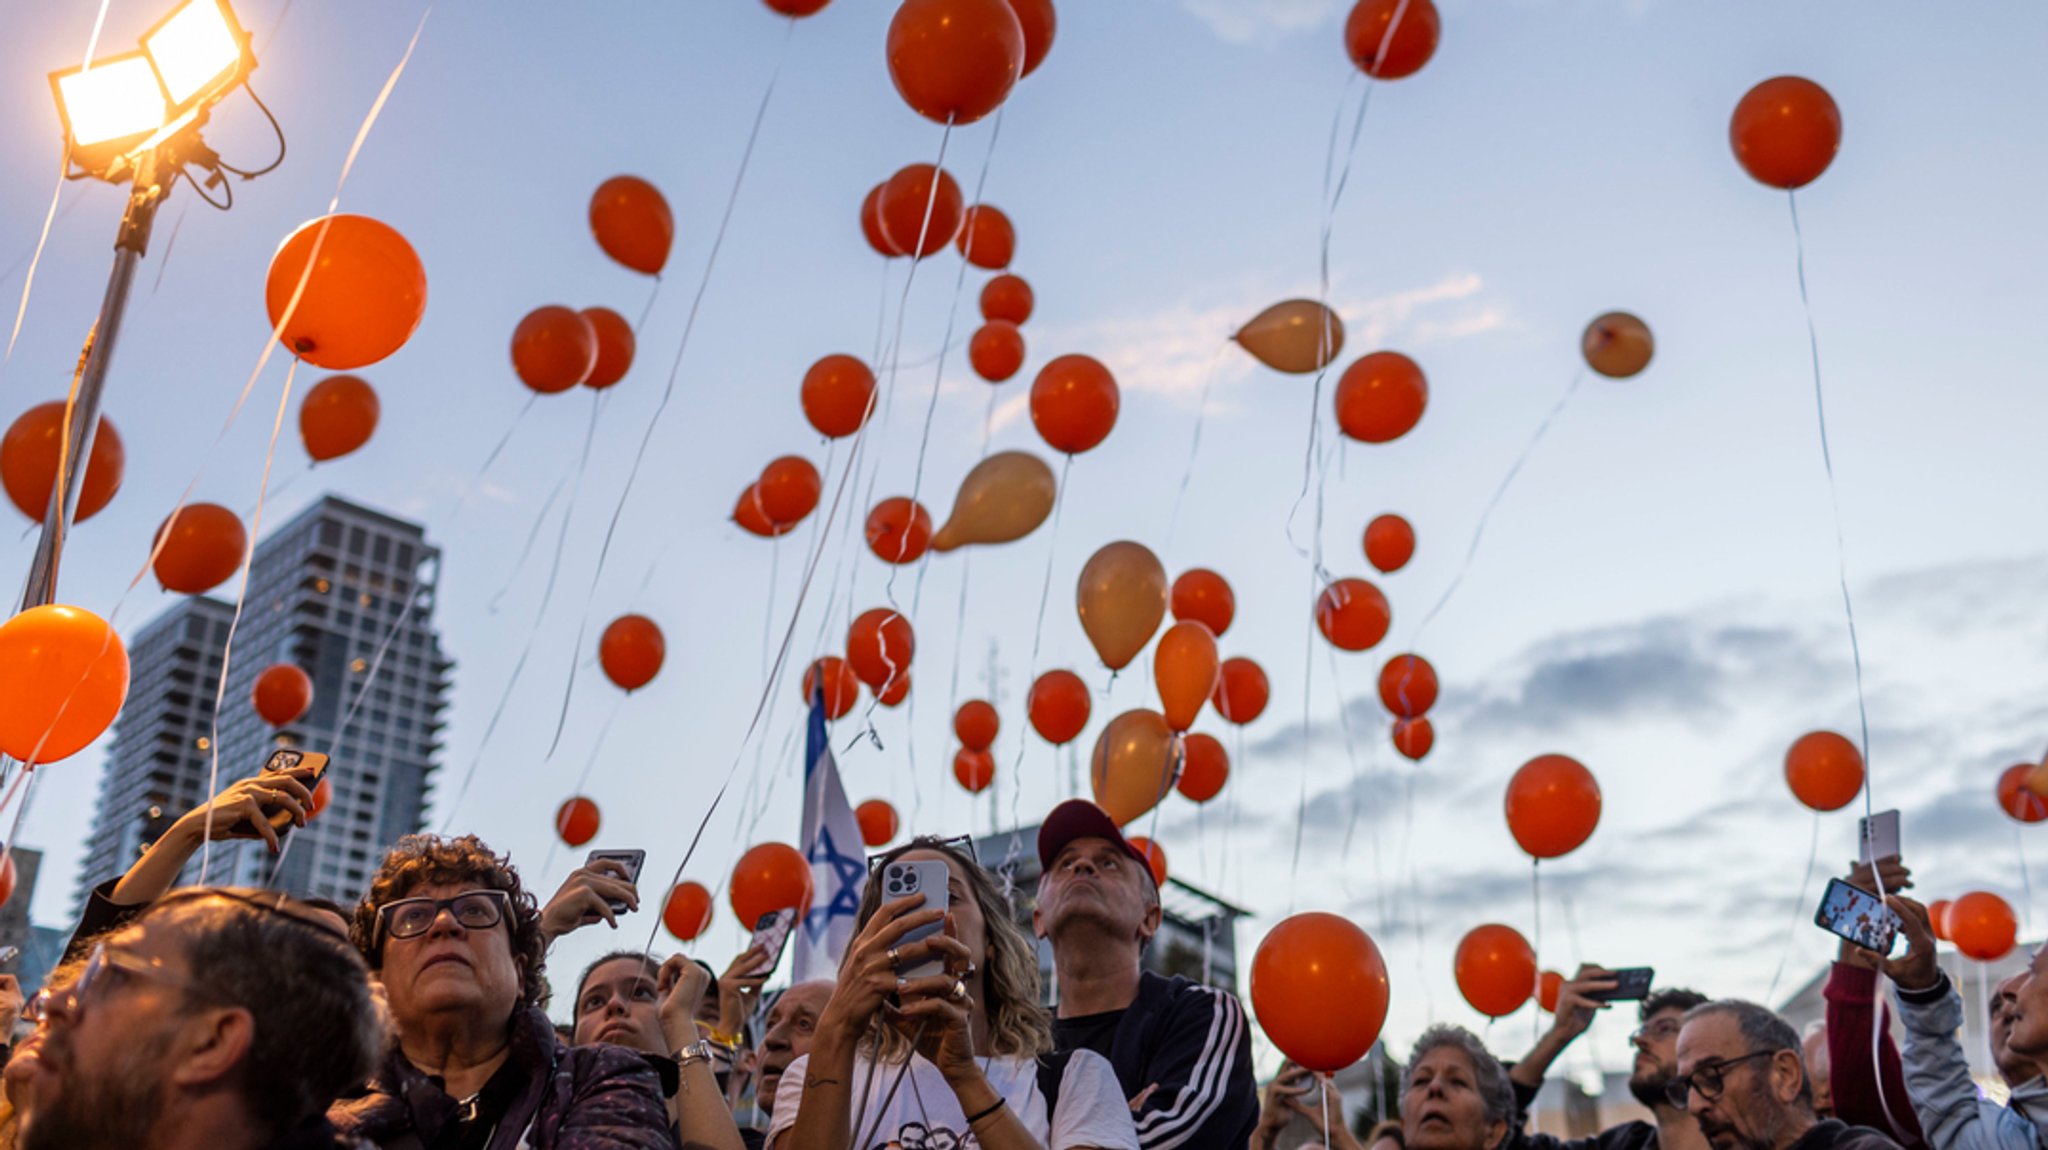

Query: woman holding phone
[768,836,1137,1150]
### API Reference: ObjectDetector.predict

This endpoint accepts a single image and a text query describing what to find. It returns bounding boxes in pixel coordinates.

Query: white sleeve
[1051,1050,1142,1150]
[765,1053,811,1150]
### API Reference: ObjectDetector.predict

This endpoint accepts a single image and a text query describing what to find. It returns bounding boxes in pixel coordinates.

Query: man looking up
[1504,967,1708,1150]
[1032,800,1258,1150]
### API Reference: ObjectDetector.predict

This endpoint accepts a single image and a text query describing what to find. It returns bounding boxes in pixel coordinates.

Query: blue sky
[4,0,2047,1075]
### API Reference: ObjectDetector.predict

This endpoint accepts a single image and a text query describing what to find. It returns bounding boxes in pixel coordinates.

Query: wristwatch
[674,1038,726,1070]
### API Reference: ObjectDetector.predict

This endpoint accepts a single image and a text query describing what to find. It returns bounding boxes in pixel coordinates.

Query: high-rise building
[75,496,451,906]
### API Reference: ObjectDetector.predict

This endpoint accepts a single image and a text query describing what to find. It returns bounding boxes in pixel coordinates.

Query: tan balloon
[1076,540,1167,671]
[931,450,1057,552]
[1090,708,1182,825]
[1235,299,1346,374]
[1582,312,1654,379]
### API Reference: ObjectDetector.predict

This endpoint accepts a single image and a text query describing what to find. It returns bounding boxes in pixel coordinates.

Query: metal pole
[16,145,168,614]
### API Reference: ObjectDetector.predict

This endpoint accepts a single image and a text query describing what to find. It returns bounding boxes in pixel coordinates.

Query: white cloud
[1180,0,1347,45]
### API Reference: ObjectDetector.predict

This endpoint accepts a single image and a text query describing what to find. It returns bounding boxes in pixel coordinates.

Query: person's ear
[1774,1049,1806,1104]
[1484,1118,1510,1150]
[1031,903,1047,940]
[168,1007,257,1089]
[1137,899,1163,944]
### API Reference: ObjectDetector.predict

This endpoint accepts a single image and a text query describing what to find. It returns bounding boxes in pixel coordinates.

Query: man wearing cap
[1034,799,1259,1150]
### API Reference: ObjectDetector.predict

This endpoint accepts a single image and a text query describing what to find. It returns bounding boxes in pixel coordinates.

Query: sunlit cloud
[1180,0,1346,44]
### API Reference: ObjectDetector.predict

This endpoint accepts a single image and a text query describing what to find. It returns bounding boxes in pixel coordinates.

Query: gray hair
[1401,1025,1517,1132]
[1683,999,1812,1106]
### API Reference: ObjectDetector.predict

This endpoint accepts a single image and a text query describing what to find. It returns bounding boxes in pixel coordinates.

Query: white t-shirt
[767,1049,1139,1150]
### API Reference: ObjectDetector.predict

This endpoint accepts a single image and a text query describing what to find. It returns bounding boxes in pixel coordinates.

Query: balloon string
[200,356,300,882]
[0,769,42,890]
[1223,724,1245,904]
[150,203,190,295]
[1531,860,1543,1044]
[1327,645,1367,864]
[1763,810,1822,1004]
[487,474,568,614]
[537,693,627,884]
[438,394,603,831]
[2017,823,2035,935]
[1288,567,1317,906]
[2,144,72,372]
[1163,341,1232,557]
[1008,454,1073,824]
[762,537,781,679]
[549,16,794,758]
[0,186,83,297]
[449,394,539,527]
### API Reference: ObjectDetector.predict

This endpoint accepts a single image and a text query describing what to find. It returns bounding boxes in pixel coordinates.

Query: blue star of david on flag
[794,684,867,979]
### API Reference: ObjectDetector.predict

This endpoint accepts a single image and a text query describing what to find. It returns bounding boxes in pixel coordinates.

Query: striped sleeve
[1128,984,1259,1150]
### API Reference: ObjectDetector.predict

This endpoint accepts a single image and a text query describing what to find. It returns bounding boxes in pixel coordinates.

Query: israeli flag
[794,686,867,980]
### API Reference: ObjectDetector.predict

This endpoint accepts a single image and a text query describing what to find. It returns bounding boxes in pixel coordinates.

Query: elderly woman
[769,835,1137,1150]
[1402,1027,1516,1150]
[331,834,673,1150]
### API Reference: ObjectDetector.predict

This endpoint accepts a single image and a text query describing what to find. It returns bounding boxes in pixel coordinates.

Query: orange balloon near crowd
[1213,657,1270,725]
[866,497,933,564]
[802,354,877,439]
[1344,0,1439,80]
[512,306,598,394]
[1127,837,1169,887]
[1506,754,1601,859]
[1076,541,1166,671]
[599,614,665,692]
[847,608,916,689]
[1378,653,1437,717]
[732,843,814,924]
[1252,912,1389,1072]
[1090,709,1180,825]
[856,799,900,847]
[1731,76,1841,190]
[664,881,714,941]
[1031,354,1119,454]
[802,657,861,719]
[1785,730,1864,812]
[1316,578,1390,652]
[955,699,1000,751]
[981,274,1034,324]
[299,376,379,462]
[1929,900,1953,943]
[970,322,1026,382]
[0,603,130,763]
[886,0,1025,126]
[581,307,636,389]
[1392,717,1434,761]
[153,503,247,595]
[1364,514,1414,573]
[266,214,427,371]
[1154,621,1220,733]
[1949,891,2017,962]
[1028,669,1091,745]
[3,403,124,523]
[590,175,673,275]
[1455,923,1536,1017]
[1537,970,1564,1014]
[1335,352,1427,443]
[957,204,1015,269]
[307,776,333,820]
[1170,568,1235,638]
[954,748,996,794]
[251,664,313,727]
[1176,733,1229,802]
[555,797,601,847]
[1998,764,2048,824]
[878,163,965,257]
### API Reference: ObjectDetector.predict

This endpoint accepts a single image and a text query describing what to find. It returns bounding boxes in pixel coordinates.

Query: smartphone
[749,909,797,975]
[586,849,646,915]
[227,749,329,836]
[1586,967,1655,1002]
[1859,810,1901,865]
[1816,877,1899,954]
[880,859,952,979]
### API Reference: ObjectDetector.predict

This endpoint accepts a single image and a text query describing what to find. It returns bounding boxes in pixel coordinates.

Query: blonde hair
[851,837,1052,1062]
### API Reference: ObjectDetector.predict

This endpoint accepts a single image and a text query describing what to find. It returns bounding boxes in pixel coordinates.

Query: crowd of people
[0,784,2040,1150]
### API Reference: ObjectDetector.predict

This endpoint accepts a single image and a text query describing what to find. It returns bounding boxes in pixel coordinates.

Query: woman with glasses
[329,834,674,1150]
[1400,1026,1516,1150]
[768,835,1137,1150]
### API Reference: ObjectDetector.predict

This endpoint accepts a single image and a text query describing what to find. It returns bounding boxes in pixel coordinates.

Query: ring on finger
[887,946,901,969]
[950,978,968,1002]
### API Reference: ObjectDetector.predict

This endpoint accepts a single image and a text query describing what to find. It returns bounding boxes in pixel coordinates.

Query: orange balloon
[1127,836,1169,887]
[955,699,1000,751]
[733,484,796,538]
[1176,732,1229,802]
[887,0,1024,126]
[758,456,822,525]
[970,322,1026,382]
[1076,541,1167,671]
[1949,891,2017,962]
[1028,669,1091,745]
[1392,716,1434,762]
[879,164,965,258]
[0,603,130,763]
[865,497,933,564]
[1315,578,1390,652]
[847,608,916,689]
[1364,514,1414,574]
[512,306,598,394]
[307,776,333,820]
[1378,653,1437,717]
[1235,299,1345,375]
[1505,754,1602,860]
[981,274,1034,324]
[1089,709,1180,825]
[3,402,124,523]
[732,843,814,924]
[1785,730,1864,812]
[1929,900,1953,943]
[957,204,1015,269]
[801,657,861,719]
[664,881,715,941]
[1455,923,1536,1017]
[955,747,996,793]
[1005,0,1056,76]
[1155,621,1220,733]
[1537,970,1564,1014]
[1335,352,1427,443]
[859,184,904,259]
[590,175,673,275]
[582,307,636,389]
[1169,568,1235,638]
[1343,0,1440,80]
[556,796,601,847]
[1212,657,1270,725]
[764,0,832,15]
[266,214,426,370]
[803,354,877,439]
[1031,354,1119,454]
[876,669,911,707]
[856,799,900,847]
[251,664,313,726]
[1731,77,1841,190]
[1998,764,2048,824]
[299,376,379,462]
[600,614,665,691]
[1582,312,1653,380]
[1252,912,1389,1072]
[153,503,247,595]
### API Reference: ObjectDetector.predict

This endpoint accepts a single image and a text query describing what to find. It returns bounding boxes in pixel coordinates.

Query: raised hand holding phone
[538,856,642,943]
[1879,894,1942,992]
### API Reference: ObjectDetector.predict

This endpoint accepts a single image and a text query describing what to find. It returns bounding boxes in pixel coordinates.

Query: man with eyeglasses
[1501,969,1708,1150]
[16,886,384,1150]
[1032,800,1260,1150]
[1672,1000,1900,1150]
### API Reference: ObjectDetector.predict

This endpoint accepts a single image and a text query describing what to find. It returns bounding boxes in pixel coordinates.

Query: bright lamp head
[142,0,252,114]
[50,52,168,154]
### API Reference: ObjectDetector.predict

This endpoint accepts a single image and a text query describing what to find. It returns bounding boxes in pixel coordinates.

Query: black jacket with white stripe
[1052,971,1260,1150]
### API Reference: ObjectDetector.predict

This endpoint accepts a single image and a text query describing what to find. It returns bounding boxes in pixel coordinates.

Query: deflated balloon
[1235,299,1344,374]
[931,451,1055,552]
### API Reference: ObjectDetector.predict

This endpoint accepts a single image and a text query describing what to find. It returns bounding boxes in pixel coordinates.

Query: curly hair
[852,836,1052,1061]
[351,834,547,1008]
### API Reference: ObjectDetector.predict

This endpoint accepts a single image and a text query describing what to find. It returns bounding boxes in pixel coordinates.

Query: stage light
[142,0,252,113]
[50,53,167,154]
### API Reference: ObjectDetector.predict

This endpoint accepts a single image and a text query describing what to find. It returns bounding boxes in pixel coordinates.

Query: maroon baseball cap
[1037,799,1153,881]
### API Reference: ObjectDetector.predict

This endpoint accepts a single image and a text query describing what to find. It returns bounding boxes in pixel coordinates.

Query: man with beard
[1034,800,1259,1150]
[754,982,832,1123]
[1672,1000,1899,1150]
[18,887,383,1150]
[1502,971,1708,1150]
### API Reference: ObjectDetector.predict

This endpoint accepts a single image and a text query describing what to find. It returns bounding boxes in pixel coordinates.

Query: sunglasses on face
[1665,1050,1774,1108]
[375,888,511,945]
[866,834,975,874]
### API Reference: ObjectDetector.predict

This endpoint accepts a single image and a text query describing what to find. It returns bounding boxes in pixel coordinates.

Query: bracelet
[708,1028,743,1047]
[964,1098,1006,1128]
[674,1039,719,1068]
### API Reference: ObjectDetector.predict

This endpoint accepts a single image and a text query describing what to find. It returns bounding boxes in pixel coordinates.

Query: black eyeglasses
[867,834,975,874]
[1665,1050,1774,1107]
[375,889,511,944]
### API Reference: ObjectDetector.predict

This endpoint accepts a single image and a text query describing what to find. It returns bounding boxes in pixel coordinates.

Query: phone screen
[1815,877,1899,953]
[750,909,797,974]
[585,850,646,915]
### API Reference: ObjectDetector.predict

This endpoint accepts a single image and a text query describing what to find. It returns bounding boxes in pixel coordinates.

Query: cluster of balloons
[952,698,1000,794]
[848,608,915,708]
[736,455,822,538]
[885,0,1054,129]
[1380,652,1438,763]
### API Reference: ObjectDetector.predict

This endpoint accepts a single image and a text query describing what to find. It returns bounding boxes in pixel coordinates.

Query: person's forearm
[109,819,204,906]
[782,1024,859,1150]
[1510,1026,1576,1089]
[946,1068,1045,1150]
[674,1059,748,1150]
